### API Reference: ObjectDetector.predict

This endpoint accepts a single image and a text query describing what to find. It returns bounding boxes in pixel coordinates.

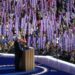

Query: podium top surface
[29,47,34,49]
[22,47,34,51]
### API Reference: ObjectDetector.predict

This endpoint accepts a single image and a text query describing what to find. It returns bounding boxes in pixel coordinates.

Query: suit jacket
[14,40,23,57]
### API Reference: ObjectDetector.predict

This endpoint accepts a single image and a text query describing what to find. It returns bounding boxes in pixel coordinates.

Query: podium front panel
[20,47,35,71]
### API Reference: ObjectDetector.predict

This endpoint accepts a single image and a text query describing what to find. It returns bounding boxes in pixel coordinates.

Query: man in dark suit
[14,37,23,71]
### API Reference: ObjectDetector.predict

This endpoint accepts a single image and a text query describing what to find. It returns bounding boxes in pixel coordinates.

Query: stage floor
[0,55,72,75]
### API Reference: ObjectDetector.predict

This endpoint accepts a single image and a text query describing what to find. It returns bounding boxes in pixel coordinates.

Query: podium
[19,47,35,71]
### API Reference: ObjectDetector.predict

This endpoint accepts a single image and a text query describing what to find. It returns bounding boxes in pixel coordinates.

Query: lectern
[19,47,35,71]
